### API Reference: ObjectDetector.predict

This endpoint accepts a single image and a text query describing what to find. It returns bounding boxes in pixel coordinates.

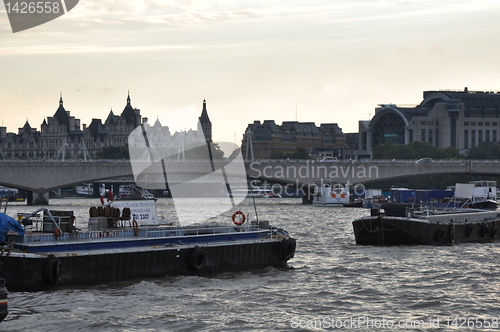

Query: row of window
[420,129,440,147]
[464,121,499,126]
[464,130,498,149]
[421,121,439,126]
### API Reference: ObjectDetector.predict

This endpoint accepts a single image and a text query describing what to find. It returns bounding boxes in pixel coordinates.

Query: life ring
[434,229,445,242]
[189,248,206,271]
[100,190,114,206]
[232,211,246,226]
[279,239,296,261]
[132,219,139,237]
[43,258,62,285]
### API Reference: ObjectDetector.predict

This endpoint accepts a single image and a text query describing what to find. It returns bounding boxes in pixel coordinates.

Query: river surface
[2,198,500,331]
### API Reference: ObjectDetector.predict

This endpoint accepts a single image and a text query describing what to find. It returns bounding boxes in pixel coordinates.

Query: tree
[467,143,500,159]
[270,147,311,160]
[373,141,462,160]
[96,145,130,159]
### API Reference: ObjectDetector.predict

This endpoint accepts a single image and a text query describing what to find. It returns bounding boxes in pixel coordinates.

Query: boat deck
[13,224,272,253]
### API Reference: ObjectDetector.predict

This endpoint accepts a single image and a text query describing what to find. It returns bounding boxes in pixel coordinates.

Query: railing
[247,159,500,164]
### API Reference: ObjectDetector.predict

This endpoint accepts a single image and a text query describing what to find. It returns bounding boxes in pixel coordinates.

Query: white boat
[230,186,281,198]
[115,184,156,200]
[446,181,498,210]
[312,179,350,207]
[228,188,262,198]
[75,183,93,197]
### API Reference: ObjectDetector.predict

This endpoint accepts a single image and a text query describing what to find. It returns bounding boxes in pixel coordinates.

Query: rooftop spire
[199,99,210,123]
[59,92,63,106]
[127,90,131,105]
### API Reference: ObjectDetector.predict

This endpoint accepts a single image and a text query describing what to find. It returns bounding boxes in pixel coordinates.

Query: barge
[353,207,500,246]
[0,203,296,293]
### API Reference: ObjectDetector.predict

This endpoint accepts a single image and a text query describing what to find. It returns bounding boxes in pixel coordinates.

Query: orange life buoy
[232,211,246,226]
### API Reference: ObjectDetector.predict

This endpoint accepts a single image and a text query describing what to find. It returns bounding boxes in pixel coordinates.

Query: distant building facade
[0,94,212,160]
[356,88,500,159]
[241,120,346,160]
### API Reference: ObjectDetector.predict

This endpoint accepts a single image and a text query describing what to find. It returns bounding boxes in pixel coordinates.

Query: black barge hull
[353,216,499,246]
[2,238,296,292]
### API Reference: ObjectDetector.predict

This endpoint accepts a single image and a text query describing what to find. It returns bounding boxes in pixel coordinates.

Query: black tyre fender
[491,225,497,239]
[279,239,296,261]
[434,229,445,242]
[43,258,62,285]
[465,224,473,236]
[480,224,489,237]
[189,248,206,271]
[448,226,455,243]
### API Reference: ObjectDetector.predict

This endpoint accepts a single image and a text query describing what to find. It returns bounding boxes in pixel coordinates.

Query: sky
[1,0,500,145]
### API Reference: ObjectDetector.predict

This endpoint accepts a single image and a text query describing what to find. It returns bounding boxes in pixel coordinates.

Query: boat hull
[2,238,296,292]
[353,216,499,246]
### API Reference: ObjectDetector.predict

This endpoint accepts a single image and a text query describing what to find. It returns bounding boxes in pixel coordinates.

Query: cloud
[0,44,193,55]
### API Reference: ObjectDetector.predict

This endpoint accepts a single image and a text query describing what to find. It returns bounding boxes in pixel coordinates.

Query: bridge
[0,159,499,204]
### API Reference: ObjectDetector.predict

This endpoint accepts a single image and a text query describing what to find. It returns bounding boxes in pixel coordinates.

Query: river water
[2,198,500,331]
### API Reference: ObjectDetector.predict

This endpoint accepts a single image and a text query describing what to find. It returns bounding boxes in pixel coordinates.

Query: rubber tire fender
[491,224,497,239]
[189,248,206,271]
[465,224,473,237]
[279,239,296,261]
[480,224,489,237]
[43,258,62,285]
[434,229,445,242]
[448,226,455,244]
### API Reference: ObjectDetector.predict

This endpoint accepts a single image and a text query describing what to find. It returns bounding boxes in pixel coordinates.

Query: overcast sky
[1,0,500,145]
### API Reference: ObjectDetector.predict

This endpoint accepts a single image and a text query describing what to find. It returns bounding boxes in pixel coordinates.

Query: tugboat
[353,207,500,246]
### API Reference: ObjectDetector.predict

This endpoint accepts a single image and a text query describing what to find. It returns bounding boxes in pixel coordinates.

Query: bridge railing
[244,159,500,164]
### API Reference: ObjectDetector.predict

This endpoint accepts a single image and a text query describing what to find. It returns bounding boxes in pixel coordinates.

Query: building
[241,120,346,160]
[356,88,500,159]
[0,94,212,160]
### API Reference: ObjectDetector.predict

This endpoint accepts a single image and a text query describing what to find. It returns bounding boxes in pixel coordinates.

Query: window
[464,122,469,126]
[421,121,426,125]
[429,129,433,145]
[479,130,483,143]
[486,130,490,142]
[471,130,476,147]
[421,129,426,141]
[464,130,469,149]
[494,130,497,142]
[471,122,476,126]
[486,122,491,126]
[478,122,483,126]
[435,129,439,147]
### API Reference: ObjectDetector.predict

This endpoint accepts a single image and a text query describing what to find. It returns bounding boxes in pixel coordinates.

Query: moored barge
[353,207,500,246]
[0,204,296,292]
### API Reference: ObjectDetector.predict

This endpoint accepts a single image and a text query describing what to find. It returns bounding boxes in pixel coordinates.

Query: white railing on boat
[18,221,269,243]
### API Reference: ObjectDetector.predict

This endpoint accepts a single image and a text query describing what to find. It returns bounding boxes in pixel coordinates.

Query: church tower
[199,99,212,142]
